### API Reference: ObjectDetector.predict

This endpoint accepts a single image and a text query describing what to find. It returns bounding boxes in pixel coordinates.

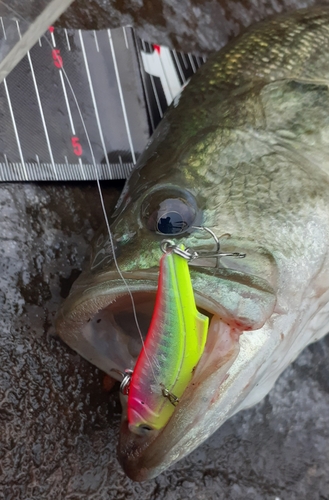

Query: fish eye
[141,189,197,235]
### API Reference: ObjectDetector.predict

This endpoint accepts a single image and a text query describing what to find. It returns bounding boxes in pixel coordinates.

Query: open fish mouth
[56,267,276,480]
[57,266,276,378]
[81,289,239,378]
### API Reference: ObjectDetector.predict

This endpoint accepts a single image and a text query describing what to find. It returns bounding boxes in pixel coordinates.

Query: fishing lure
[127,243,209,434]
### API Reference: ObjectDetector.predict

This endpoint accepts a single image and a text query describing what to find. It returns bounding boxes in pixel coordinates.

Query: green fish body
[57,8,329,481]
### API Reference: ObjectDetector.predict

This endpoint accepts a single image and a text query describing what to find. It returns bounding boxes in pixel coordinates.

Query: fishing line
[1,2,161,384]
[60,68,162,385]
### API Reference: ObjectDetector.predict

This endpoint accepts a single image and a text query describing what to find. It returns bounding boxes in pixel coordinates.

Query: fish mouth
[56,268,276,481]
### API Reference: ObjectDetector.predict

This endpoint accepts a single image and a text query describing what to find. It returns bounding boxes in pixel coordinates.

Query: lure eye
[128,423,155,435]
[139,424,153,432]
[142,189,197,235]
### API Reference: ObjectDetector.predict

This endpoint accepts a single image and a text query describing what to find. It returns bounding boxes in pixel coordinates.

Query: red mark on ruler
[71,136,82,156]
[153,44,161,54]
[52,48,63,68]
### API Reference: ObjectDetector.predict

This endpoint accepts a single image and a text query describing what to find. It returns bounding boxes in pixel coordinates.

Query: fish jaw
[56,265,278,480]
[56,244,329,481]
[118,281,329,481]
[114,237,329,481]
[118,321,274,481]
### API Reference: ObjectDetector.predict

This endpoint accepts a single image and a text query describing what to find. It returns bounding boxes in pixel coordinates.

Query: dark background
[59,0,323,54]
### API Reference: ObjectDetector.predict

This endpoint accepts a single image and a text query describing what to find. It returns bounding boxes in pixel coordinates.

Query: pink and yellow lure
[127,245,209,433]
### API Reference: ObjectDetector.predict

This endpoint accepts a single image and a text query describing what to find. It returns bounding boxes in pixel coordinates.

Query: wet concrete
[2,1,329,498]
[59,0,328,54]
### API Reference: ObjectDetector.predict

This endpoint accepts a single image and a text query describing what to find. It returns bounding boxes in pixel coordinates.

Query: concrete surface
[60,0,324,54]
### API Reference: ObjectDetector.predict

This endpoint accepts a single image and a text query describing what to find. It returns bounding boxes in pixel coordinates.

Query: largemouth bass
[56,7,329,481]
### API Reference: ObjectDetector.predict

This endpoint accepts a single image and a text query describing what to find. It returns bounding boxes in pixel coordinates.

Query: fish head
[56,122,328,480]
[56,117,285,480]
[112,129,329,479]
[56,9,329,481]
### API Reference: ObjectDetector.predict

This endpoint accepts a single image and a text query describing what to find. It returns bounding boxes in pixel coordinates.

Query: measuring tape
[0,17,205,181]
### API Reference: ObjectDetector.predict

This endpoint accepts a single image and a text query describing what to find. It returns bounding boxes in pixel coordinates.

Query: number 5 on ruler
[71,136,82,156]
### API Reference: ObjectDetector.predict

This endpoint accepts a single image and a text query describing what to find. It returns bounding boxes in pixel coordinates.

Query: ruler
[0,17,205,181]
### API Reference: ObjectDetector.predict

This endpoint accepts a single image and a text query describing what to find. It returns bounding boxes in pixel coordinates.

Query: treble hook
[161,226,246,263]
[110,368,179,407]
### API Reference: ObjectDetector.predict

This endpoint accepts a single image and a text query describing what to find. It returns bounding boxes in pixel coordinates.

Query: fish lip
[118,419,160,482]
[58,266,276,331]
